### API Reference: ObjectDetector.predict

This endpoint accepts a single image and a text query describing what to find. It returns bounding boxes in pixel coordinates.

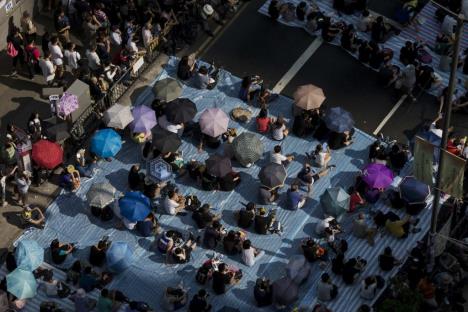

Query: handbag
[7,42,18,57]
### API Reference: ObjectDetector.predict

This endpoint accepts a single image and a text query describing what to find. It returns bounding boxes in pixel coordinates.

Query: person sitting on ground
[164,189,186,216]
[201,170,219,191]
[194,65,219,90]
[66,261,82,286]
[332,253,345,275]
[50,238,76,265]
[163,285,188,311]
[203,220,224,249]
[342,257,367,284]
[268,0,281,20]
[389,144,409,173]
[223,230,244,255]
[236,202,256,228]
[371,16,393,43]
[360,275,384,300]
[321,16,341,42]
[302,238,327,262]
[170,234,197,264]
[255,207,275,235]
[259,185,279,205]
[256,107,271,133]
[309,144,332,168]
[328,130,353,150]
[96,288,113,312]
[315,216,342,243]
[385,213,421,238]
[212,263,238,295]
[239,75,263,104]
[352,213,376,246]
[192,204,219,229]
[89,237,110,267]
[400,41,418,65]
[242,239,265,267]
[189,289,212,312]
[257,88,279,107]
[70,288,96,312]
[40,270,59,297]
[358,40,372,64]
[178,55,197,81]
[317,273,338,302]
[270,145,294,166]
[136,212,160,237]
[357,10,374,32]
[128,164,144,190]
[271,116,289,141]
[348,187,365,213]
[254,278,273,307]
[378,246,401,271]
[297,163,333,194]
[21,205,45,227]
[218,170,241,191]
[287,183,307,210]
[157,230,182,254]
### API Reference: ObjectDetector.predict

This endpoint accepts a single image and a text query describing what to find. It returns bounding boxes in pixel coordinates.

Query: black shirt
[192,210,213,229]
[128,170,142,190]
[328,132,347,150]
[177,62,192,81]
[238,209,255,228]
[255,215,270,235]
[189,295,210,312]
[212,271,231,294]
[219,174,237,192]
[379,254,396,271]
[89,246,106,267]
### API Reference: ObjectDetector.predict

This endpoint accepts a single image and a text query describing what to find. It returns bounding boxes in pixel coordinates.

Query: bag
[185,195,201,211]
[417,48,432,64]
[230,107,252,123]
[195,265,212,284]
[7,42,18,57]
[56,282,71,298]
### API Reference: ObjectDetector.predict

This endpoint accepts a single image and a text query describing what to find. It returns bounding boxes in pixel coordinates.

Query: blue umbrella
[118,191,151,222]
[7,269,37,299]
[320,187,350,221]
[90,129,122,158]
[15,240,44,271]
[399,176,431,205]
[323,107,355,133]
[106,242,134,272]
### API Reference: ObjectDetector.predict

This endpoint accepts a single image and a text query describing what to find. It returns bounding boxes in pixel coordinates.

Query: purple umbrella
[57,92,79,116]
[130,105,157,133]
[362,163,394,189]
[199,108,229,138]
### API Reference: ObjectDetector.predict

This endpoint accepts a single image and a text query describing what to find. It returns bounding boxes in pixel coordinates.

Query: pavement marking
[272,37,323,94]
[372,94,408,135]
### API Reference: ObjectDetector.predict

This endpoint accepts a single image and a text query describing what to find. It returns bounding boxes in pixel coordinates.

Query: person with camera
[50,238,76,265]
[89,236,111,267]
[189,289,211,311]
[194,64,219,90]
[203,221,225,249]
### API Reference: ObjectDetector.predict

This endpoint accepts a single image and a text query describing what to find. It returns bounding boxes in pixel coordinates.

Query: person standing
[6,27,25,76]
[39,51,56,86]
[48,36,64,82]
[64,42,81,76]
[20,11,37,43]
[0,166,16,207]
[24,40,41,79]
[15,171,31,207]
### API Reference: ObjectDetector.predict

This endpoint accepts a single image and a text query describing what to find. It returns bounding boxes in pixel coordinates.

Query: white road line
[372,94,408,135]
[272,37,323,94]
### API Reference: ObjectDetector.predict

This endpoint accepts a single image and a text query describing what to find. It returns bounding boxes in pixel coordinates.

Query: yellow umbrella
[293,84,326,110]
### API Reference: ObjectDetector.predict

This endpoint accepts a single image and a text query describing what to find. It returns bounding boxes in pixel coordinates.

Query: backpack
[417,47,432,64]
[100,205,114,221]
[185,195,201,212]
[195,265,212,284]
[7,42,18,57]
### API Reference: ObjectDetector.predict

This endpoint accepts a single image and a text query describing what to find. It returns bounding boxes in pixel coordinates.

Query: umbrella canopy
[91,129,122,158]
[199,108,229,137]
[146,158,173,182]
[286,255,311,285]
[259,163,287,188]
[106,242,134,273]
[206,154,232,177]
[57,92,79,116]
[103,103,134,129]
[232,133,264,166]
[153,78,183,102]
[15,240,44,271]
[166,98,197,124]
[118,191,151,222]
[7,269,37,299]
[87,182,116,208]
[43,117,70,142]
[320,187,350,219]
[362,163,394,189]
[272,276,299,306]
[151,127,182,153]
[31,139,63,169]
[323,107,355,133]
[130,105,157,133]
[293,84,326,110]
[399,176,431,205]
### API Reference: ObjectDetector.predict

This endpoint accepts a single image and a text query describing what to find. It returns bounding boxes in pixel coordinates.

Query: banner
[413,136,434,186]
[433,214,452,257]
[440,150,466,199]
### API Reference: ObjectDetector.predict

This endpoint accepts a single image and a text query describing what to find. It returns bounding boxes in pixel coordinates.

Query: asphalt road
[200,0,468,142]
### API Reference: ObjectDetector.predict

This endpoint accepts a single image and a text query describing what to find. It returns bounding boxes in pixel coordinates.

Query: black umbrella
[165,98,197,124]
[43,117,70,142]
[258,163,287,188]
[206,154,232,177]
[151,127,182,154]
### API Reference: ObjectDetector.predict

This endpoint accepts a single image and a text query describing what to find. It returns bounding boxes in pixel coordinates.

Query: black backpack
[195,265,211,285]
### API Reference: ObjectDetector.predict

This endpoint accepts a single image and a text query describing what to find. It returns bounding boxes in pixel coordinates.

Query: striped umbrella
[232,133,263,166]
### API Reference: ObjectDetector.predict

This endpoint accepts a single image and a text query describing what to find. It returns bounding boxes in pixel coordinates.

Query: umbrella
[103,103,134,129]
[362,163,394,189]
[57,92,79,116]
[323,107,355,133]
[206,154,232,177]
[199,108,229,137]
[399,176,431,205]
[43,117,70,142]
[130,105,157,133]
[6,269,37,299]
[285,255,311,285]
[151,127,182,153]
[146,158,173,182]
[258,163,287,188]
[232,133,264,166]
[31,139,63,169]
[293,84,326,110]
[166,98,197,124]
[320,187,350,219]
[272,276,299,306]
[153,78,183,102]
[91,129,122,158]
[15,240,44,271]
[118,191,151,222]
[106,242,134,273]
[87,182,116,208]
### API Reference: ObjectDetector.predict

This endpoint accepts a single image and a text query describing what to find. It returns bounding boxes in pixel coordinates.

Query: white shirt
[315,151,327,167]
[315,217,335,235]
[164,197,180,215]
[270,152,287,165]
[429,122,443,138]
[360,280,377,299]
[64,50,80,69]
[142,28,153,48]
[242,247,256,267]
[86,50,101,71]
[39,59,55,82]
[441,15,457,35]
[127,39,138,53]
[272,124,286,141]
[110,31,122,46]
[48,43,63,65]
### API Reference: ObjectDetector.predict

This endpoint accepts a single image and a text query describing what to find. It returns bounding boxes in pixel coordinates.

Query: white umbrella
[103,103,134,129]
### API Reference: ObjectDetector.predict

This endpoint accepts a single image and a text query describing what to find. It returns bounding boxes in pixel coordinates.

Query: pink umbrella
[57,92,79,116]
[362,163,394,189]
[199,108,229,137]
[130,105,157,133]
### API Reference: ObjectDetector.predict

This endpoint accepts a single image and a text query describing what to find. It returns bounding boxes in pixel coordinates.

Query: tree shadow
[330,171,358,189]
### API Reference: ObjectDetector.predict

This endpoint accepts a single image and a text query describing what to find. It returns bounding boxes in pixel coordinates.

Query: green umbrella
[152,78,183,102]
[6,269,37,299]
[320,187,350,220]
[232,133,264,167]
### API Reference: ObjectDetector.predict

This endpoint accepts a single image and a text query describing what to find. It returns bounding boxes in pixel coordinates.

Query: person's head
[246,202,256,211]
[198,289,207,298]
[258,108,268,119]
[358,212,365,220]
[274,116,284,126]
[218,263,226,272]
[347,258,357,267]
[131,164,140,172]
[145,22,152,30]
[405,41,412,49]
[290,183,299,191]
[212,220,222,230]
[71,260,81,272]
[44,269,54,282]
[181,55,189,65]
[384,246,392,256]
[241,76,252,88]
[168,190,176,199]
[259,207,267,216]
[242,239,252,249]
[199,66,208,75]
[84,266,92,274]
[43,51,51,59]
[391,144,400,154]
[101,288,109,298]
[22,11,30,18]
[173,247,183,255]
[201,204,210,213]
[274,145,282,154]
[89,44,97,52]
[321,273,330,283]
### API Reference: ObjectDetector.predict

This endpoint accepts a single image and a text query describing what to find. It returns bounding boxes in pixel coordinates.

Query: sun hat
[203,4,214,16]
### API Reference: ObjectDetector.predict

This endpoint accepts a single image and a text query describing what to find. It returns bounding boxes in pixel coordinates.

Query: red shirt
[25,45,40,61]
[447,140,460,156]
[349,192,365,212]
[256,117,270,133]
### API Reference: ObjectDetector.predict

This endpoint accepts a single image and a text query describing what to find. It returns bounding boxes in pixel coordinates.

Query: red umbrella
[32,140,63,169]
